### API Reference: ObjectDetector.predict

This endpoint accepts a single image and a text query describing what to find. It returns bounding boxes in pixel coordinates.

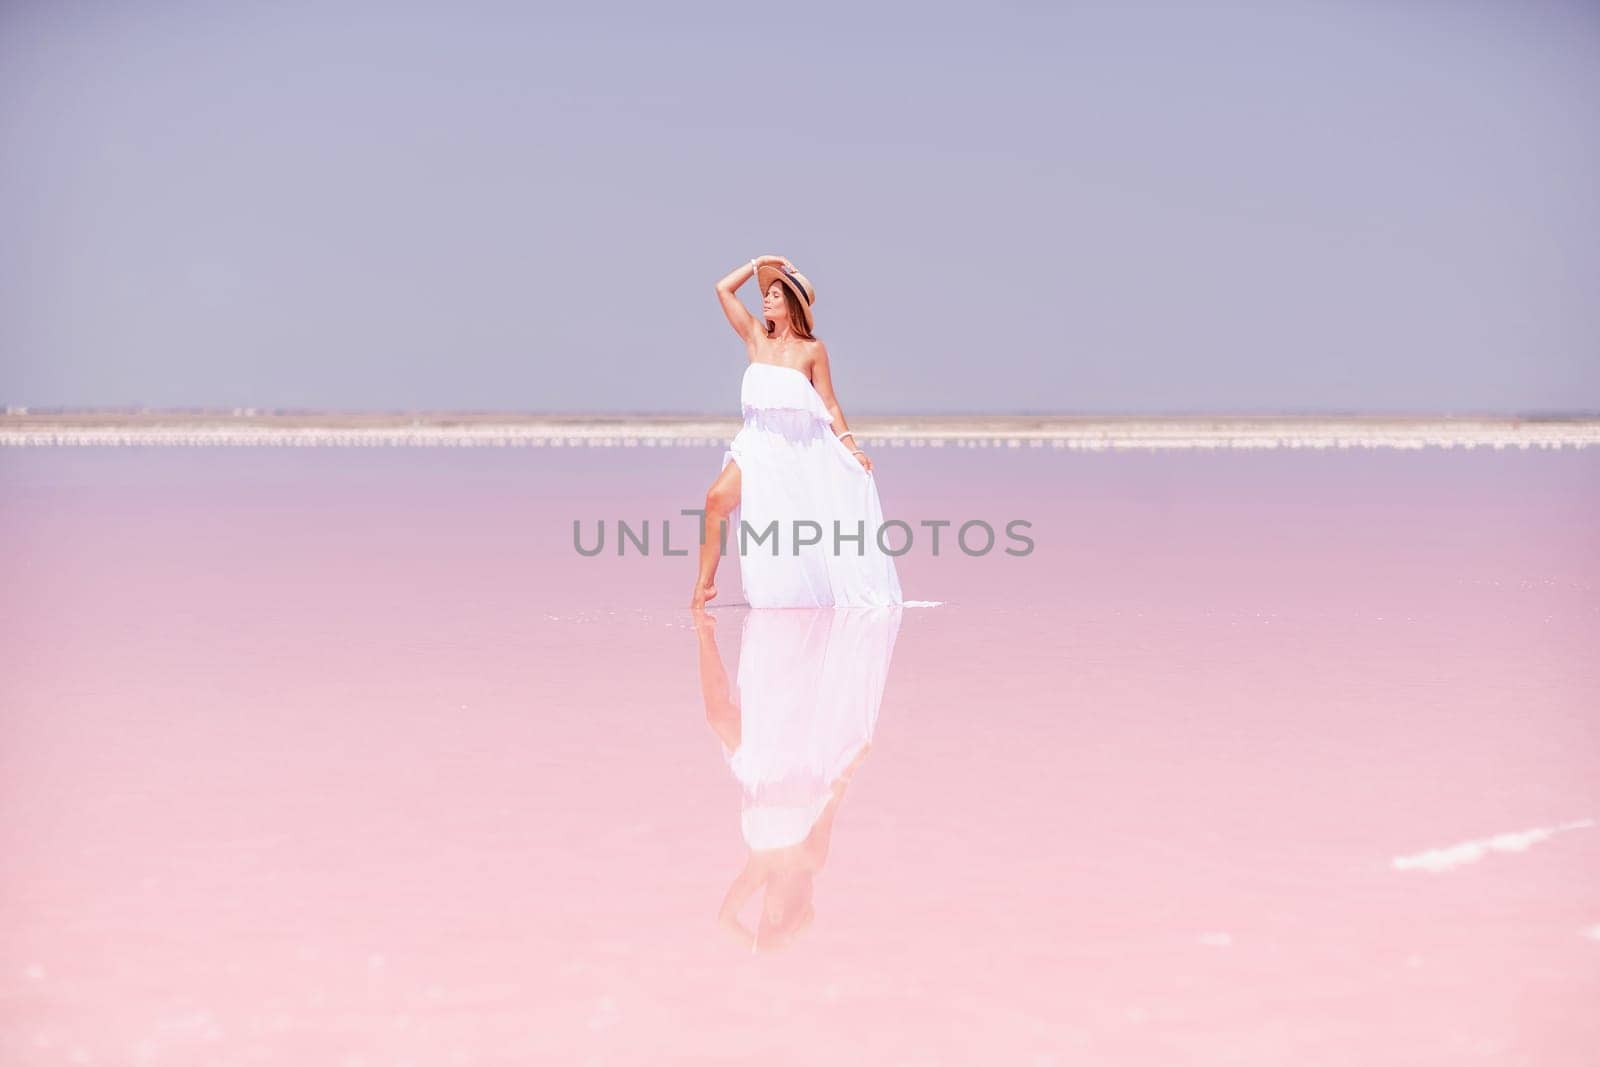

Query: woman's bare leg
[690,459,741,607]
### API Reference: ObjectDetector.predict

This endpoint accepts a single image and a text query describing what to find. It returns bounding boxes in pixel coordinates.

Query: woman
[690,255,905,609]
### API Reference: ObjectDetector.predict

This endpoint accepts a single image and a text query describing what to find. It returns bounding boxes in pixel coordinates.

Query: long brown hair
[763,281,817,340]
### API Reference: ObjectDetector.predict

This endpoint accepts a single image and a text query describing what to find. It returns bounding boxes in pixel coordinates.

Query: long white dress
[718,361,904,608]
[722,606,903,850]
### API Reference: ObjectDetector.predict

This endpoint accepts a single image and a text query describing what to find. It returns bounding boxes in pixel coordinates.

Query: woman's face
[758,869,815,945]
[762,282,787,321]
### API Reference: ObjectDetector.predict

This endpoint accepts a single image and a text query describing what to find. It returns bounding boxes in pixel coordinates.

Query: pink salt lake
[1,443,1596,1064]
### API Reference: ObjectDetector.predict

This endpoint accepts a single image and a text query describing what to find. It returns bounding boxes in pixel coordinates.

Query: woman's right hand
[757,254,793,270]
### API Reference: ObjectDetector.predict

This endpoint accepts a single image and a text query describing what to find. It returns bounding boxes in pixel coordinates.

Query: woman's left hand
[854,450,873,473]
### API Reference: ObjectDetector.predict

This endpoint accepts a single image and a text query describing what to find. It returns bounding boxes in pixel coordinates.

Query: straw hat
[756,263,817,333]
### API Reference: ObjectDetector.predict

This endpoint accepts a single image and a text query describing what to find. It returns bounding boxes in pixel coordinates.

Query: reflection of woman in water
[693,605,902,952]
[714,742,870,952]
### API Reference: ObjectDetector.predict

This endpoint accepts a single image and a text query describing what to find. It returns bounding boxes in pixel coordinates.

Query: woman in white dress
[690,255,905,609]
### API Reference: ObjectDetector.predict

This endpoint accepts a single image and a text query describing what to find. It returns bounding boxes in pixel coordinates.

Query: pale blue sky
[2,0,1596,414]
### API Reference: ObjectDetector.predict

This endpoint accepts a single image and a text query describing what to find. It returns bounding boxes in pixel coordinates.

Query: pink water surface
[1,444,1597,1065]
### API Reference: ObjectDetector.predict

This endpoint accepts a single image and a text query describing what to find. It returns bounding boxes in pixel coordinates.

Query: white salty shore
[2,413,1597,450]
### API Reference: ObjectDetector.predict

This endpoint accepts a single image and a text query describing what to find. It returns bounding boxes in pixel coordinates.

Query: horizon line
[6,407,1600,420]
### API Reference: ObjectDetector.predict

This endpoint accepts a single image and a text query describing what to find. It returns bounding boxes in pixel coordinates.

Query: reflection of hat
[756,263,817,333]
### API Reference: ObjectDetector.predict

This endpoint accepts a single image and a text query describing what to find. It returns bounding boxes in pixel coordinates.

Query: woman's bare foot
[689,582,718,609]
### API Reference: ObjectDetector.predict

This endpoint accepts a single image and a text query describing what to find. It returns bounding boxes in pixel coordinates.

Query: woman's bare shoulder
[805,337,829,366]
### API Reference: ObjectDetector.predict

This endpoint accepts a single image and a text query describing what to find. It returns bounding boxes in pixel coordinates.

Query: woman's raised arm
[714,255,790,343]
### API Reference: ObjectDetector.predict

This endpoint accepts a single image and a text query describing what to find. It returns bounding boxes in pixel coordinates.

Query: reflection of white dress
[724,607,903,850]
[719,361,904,608]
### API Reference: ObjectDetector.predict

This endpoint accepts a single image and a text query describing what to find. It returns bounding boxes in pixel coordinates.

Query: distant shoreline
[3,412,1597,450]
